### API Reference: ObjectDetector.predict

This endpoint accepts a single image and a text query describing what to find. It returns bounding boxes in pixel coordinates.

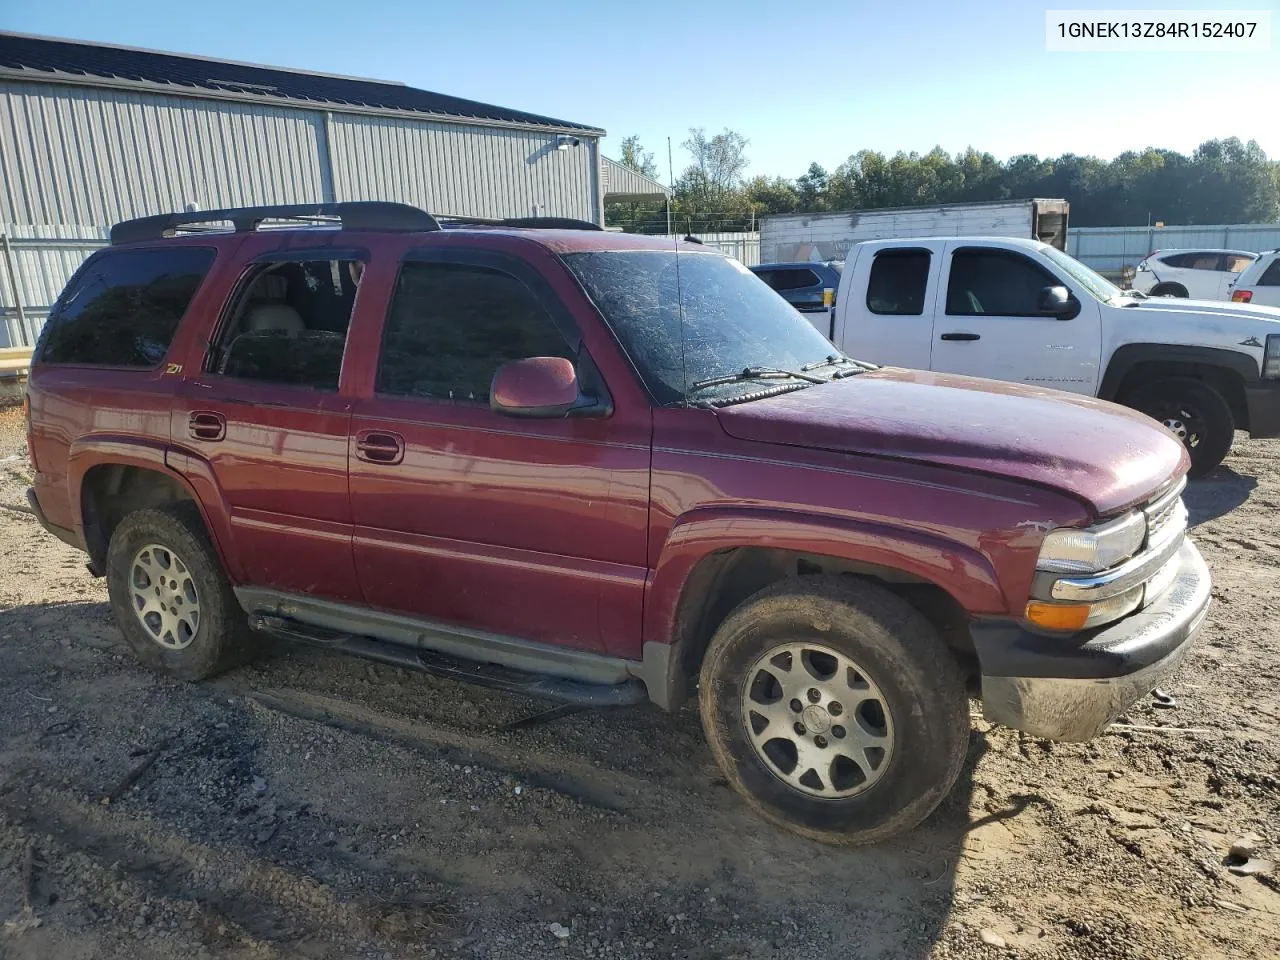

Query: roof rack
[436,215,603,232]
[110,202,441,245]
[110,203,603,245]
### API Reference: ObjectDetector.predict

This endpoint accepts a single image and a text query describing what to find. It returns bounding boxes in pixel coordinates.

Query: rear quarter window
[36,247,215,367]
[1259,258,1280,286]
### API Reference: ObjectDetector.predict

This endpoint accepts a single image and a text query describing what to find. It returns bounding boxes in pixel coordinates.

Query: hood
[1120,296,1280,326]
[716,368,1187,515]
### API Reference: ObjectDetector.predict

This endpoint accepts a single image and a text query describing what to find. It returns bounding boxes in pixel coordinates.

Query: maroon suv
[25,202,1209,844]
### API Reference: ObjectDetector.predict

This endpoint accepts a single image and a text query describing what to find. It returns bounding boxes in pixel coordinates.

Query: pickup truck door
[928,242,1103,395]
[345,246,651,660]
[831,242,944,370]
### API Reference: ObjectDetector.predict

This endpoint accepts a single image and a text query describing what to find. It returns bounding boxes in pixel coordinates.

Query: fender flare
[643,505,1008,652]
[1099,343,1259,402]
[65,436,242,581]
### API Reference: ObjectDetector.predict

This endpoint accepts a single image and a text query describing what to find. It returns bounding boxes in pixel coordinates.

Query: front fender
[642,505,1006,649]
[65,436,241,581]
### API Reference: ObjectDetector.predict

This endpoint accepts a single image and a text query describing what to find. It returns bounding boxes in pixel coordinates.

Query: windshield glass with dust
[564,250,838,405]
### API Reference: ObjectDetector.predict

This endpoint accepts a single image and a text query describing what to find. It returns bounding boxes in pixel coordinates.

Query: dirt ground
[0,402,1276,960]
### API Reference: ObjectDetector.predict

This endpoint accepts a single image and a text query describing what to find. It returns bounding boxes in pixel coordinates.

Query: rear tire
[106,503,254,681]
[1149,283,1188,298]
[698,576,969,845]
[1124,377,1234,477]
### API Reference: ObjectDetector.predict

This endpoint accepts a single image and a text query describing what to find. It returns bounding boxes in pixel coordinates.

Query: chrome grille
[1145,476,1188,555]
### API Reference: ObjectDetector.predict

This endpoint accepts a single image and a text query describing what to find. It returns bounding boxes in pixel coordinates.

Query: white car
[824,236,1280,476]
[1230,249,1280,308]
[1131,248,1258,300]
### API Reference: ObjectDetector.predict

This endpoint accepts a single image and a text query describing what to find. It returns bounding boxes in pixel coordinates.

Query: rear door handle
[355,430,405,465]
[939,332,981,342]
[188,411,226,441]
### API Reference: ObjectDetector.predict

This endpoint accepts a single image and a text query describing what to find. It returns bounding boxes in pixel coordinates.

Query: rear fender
[66,437,241,581]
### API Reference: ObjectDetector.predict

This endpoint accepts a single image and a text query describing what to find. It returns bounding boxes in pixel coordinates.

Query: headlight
[1036,511,1145,574]
[1264,334,1280,379]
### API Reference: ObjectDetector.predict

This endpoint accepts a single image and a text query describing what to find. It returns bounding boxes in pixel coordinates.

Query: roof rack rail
[110,201,442,245]
[436,215,603,232]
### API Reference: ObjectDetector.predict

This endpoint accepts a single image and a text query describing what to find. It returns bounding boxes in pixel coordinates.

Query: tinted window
[1164,252,1223,270]
[37,248,214,367]
[771,268,821,291]
[565,251,837,406]
[1225,254,1256,273]
[211,259,362,391]
[1260,259,1280,286]
[946,249,1057,316]
[866,250,930,315]
[377,263,572,402]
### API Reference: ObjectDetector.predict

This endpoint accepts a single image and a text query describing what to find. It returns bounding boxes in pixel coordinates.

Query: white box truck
[760,199,1069,264]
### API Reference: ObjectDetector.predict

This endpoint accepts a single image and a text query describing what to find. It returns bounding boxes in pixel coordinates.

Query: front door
[929,243,1103,395]
[348,248,651,658]
[176,243,366,603]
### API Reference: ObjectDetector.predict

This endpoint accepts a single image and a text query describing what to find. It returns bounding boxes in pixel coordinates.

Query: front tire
[1124,377,1234,477]
[106,503,254,681]
[699,577,969,845]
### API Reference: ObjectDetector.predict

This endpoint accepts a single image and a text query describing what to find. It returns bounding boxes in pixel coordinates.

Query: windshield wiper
[802,353,879,376]
[687,365,827,393]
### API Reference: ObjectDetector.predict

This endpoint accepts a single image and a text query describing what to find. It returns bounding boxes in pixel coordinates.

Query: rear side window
[1225,254,1256,273]
[1164,252,1223,271]
[37,248,214,367]
[377,262,572,403]
[1259,258,1280,286]
[866,250,931,315]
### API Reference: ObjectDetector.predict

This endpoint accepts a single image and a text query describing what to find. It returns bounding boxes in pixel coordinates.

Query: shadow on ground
[1185,466,1256,526]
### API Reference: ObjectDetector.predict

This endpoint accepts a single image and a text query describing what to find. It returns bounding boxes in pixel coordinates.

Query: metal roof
[601,157,669,201]
[0,32,604,134]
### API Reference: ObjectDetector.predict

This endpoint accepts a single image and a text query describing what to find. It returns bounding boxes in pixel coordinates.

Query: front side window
[37,247,214,367]
[946,249,1057,316]
[866,250,930,316]
[210,259,362,391]
[565,250,837,406]
[377,262,573,403]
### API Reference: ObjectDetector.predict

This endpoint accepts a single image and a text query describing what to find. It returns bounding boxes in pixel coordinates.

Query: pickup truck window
[946,249,1057,317]
[377,262,573,403]
[866,250,930,315]
[1259,259,1280,286]
[36,247,214,368]
[565,250,835,406]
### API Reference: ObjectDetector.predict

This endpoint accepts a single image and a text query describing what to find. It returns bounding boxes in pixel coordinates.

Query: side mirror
[490,357,604,419]
[1038,285,1079,320]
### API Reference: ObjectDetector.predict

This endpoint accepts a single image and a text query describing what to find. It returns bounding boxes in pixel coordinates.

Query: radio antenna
[669,136,688,404]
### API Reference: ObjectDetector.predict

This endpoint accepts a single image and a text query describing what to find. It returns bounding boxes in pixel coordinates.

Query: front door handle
[189,411,226,441]
[939,332,981,342]
[355,430,405,465]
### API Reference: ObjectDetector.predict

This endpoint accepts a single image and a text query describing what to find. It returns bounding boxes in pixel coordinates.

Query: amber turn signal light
[1025,601,1091,631]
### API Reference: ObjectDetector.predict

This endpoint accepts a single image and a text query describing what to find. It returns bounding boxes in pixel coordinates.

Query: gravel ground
[0,403,1277,959]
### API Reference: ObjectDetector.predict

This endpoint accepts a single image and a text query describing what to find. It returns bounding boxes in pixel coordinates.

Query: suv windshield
[1040,245,1124,302]
[564,250,840,405]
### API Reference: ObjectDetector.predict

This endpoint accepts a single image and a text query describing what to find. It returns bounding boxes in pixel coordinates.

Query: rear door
[832,242,942,369]
[929,242,1102,394]
[346,242,651,658]
[173,235,366,603]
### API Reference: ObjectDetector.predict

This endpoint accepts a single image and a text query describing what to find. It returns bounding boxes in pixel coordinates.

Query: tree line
[607,130,1280,234]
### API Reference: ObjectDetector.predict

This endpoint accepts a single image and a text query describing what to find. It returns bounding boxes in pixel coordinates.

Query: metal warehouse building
[0,32,668,347]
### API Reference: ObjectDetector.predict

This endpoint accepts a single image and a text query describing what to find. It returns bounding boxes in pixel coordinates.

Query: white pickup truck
[822,237,1280,475]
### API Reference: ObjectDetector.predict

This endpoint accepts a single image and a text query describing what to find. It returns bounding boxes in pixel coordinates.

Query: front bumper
[1245,380,1280,439]
[972,539,1210,741]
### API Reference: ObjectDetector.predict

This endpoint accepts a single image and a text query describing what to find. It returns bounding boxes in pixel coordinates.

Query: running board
[247,613,648,707]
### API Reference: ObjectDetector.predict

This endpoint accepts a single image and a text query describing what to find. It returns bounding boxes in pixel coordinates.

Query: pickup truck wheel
[106,504,253,681]
[699,577,969,845]
[1124,377,1234,477]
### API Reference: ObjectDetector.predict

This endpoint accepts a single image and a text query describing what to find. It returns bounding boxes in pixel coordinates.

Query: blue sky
[4,0,1278,181]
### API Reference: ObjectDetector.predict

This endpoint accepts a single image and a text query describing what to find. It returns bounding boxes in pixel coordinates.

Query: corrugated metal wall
[329,114,597,222]
[1069,224,1280,274]
[0,78,603,344]
[0,81,330,226]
